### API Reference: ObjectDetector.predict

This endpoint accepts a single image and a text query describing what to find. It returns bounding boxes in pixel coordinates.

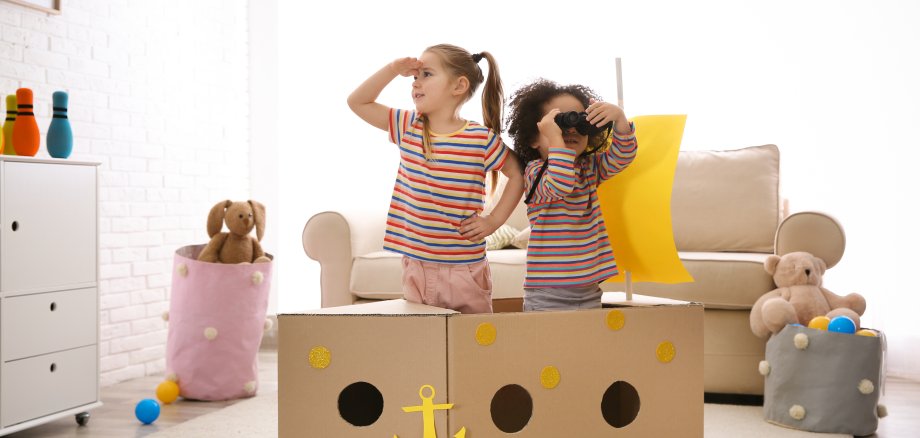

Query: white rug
[147,394,847,437]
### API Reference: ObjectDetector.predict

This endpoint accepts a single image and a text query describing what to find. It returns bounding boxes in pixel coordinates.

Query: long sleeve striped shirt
[523,123,637,288]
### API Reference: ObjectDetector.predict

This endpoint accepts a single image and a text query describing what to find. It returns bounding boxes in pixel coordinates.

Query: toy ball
[807,316,831,331]
[156,380,180,404]
[828,315,857,334]
[135,398,160,425]
[856,329,878,337]
[789,323,804,327]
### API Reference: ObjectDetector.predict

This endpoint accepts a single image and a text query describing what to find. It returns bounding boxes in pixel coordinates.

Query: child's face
[411,51,462,116]
[537,94,589,156]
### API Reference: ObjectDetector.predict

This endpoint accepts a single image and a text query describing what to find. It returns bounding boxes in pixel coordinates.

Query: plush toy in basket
[163,199,274,401]
[751,251,886,435]
[198,199,271,264]
[749,251,866,338]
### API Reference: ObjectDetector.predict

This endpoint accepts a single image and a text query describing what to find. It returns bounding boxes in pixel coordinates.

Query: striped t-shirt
[384,109,509,263]
[524,124,638,288]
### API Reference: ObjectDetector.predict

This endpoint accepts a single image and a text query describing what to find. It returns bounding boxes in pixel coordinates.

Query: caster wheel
[75,412,90,426]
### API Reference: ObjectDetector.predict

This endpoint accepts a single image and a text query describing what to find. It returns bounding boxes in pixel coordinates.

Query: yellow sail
[599,115,693,284]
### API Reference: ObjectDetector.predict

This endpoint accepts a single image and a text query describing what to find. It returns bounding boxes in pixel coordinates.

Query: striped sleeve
[482,130,508,172]
[595,121,638,182]
[388,108,415,146]
[526,147,577,205]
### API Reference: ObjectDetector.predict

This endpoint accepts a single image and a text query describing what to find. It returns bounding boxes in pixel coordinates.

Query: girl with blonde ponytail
[347,44,524,314]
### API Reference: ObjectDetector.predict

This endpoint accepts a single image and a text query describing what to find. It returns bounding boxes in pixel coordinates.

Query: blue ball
[135,398,160,424]
[828,315,857,334]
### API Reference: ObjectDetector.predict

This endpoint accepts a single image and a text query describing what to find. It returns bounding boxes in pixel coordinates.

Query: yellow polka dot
[475,323,496,346]
[541,366,560,389]
[606,310,625,331]
[656,341,676,363]
[309,346,331,369]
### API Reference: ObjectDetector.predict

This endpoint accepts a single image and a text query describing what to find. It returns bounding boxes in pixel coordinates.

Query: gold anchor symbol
[393,385,467,438]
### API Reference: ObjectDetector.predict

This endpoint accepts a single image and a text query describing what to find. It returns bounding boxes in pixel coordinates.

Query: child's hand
[585,99,626,130]
[390,57,422,78]
[459,213,499,243]
[536,109,564,150]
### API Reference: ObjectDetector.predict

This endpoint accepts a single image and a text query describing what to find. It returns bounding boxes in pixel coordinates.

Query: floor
[3,348,918,437]
[2,350,277,438]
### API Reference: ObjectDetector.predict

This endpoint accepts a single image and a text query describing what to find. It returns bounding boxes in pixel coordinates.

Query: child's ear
[453,76,470,96]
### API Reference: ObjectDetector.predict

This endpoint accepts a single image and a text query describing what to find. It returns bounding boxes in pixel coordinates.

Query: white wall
[276,0,920,379]
[0,0,251,385]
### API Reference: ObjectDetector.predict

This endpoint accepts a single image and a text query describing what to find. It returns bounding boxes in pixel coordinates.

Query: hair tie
[472,53,483,63]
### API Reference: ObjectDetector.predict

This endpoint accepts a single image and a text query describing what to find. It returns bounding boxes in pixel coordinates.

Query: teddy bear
[197,200,271,264]
[749,251,866,338]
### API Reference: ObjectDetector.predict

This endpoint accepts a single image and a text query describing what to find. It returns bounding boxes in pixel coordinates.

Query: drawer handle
[11,221,18,231]
[50,302,57,311]
[50,363,57,372]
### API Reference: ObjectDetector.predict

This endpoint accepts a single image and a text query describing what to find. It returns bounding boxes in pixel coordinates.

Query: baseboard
[261,314,278,350]
[704,392,763,406]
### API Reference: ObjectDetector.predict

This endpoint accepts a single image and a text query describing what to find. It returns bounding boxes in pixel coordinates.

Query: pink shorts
[401,256,493,314]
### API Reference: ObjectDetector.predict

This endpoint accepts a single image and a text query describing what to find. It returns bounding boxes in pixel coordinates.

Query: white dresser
[0,157,101,435]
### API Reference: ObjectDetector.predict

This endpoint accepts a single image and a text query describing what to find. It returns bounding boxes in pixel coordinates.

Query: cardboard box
[279,296,703,437]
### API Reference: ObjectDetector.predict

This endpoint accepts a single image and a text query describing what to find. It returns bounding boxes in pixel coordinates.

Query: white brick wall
[0,0,251,386]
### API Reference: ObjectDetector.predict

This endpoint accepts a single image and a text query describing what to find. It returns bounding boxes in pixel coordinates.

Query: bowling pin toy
[12,88,39,157]
[2,95,15,155]
[47,91,73,158]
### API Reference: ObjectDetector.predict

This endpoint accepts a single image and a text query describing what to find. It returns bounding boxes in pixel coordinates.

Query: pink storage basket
[166,244,273,401]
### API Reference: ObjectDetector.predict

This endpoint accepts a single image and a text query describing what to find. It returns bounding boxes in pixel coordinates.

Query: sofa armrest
[774,211,846,268]
[303,210,387,308]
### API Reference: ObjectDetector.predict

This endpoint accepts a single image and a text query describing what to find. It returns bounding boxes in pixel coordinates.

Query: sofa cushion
[601,251,774,309]
[672,144,781,253]
[350,249,528,302]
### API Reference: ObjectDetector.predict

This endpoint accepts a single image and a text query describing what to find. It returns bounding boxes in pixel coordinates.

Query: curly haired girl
[506,78,637,311]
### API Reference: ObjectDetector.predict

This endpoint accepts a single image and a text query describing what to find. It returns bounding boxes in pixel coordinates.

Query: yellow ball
[156,380,180,405]
[856,329,878,337]
[807,316,831,331]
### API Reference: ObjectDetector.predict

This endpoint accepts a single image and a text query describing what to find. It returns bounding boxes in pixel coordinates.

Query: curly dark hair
[506,78,609,168]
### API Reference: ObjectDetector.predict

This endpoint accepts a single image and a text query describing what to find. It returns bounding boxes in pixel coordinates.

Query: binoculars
[554,111,613,136]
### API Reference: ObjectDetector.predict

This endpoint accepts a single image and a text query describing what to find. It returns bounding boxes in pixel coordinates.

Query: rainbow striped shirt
[524,124,638,288]
[384,109,509,263]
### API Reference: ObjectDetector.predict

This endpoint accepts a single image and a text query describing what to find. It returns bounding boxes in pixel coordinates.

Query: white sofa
[302,144,845,395]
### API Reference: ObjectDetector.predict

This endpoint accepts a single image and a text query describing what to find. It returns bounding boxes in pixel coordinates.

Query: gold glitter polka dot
[656,341,676,363]
[541,366,560,389]
[606,310,625,331]
[475,323,496,346]
[309,346,331,369]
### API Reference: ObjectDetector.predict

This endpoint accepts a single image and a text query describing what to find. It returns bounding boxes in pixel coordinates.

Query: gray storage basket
[762,325,884,436]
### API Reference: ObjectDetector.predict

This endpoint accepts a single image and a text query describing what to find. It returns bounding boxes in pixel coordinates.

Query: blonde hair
[419,44,504,162]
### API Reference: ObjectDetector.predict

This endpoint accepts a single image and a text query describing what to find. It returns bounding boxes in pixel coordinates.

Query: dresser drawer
[1,287,97,361]
[1,345,98,427]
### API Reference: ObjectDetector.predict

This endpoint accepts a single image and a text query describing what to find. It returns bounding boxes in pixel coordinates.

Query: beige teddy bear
[197,200,271,264]
[749,251,866,338]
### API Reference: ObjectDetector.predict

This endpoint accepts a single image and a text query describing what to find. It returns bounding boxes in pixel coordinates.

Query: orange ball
[856,329,878,337]
[156,380,180,405]
[807,316,831,331]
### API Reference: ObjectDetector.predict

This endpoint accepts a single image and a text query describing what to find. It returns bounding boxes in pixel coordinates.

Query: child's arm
[587,100,637,182]
[347,57,421,131]
[459,156,525,242]
[526,109,577,204]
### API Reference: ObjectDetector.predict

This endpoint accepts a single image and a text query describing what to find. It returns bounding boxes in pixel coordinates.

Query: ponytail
[476,51,504,134]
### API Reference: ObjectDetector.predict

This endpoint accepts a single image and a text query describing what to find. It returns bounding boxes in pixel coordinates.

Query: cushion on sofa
[601,251,774,309]
[672,144,781,253]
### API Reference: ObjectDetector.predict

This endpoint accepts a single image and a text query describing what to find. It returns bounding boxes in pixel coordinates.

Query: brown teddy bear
[749,251,866,338]
[197,200,271,264]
